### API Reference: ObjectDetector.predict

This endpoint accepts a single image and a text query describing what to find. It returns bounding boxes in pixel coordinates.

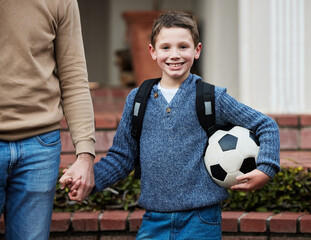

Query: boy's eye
[162,46,169,50]
[180,45,188,49]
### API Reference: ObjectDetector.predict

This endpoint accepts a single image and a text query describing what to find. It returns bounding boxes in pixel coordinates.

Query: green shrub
[54,167,311,212]
[54,172,141,212]
[222,167,311,212]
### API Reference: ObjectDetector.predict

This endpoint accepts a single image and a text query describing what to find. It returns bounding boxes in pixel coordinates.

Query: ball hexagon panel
[204,142,223,165]
[235,136,259,159]
[229,126,250,137]
[219,150,243,173]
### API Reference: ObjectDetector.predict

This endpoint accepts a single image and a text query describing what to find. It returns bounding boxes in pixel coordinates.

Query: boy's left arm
[215,87,281,192]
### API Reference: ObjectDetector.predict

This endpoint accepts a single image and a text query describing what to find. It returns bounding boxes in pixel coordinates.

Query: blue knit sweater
[93,74,280,212]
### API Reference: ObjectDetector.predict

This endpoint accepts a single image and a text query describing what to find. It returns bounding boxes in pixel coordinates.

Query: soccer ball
[204,126,260,188]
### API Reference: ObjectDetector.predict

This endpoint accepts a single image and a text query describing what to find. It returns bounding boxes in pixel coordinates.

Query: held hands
[231,169,271,192]
[59,153,95,202]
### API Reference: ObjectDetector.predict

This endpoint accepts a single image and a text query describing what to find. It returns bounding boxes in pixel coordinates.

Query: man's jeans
[0,130,61,240]
[136,204,222,240]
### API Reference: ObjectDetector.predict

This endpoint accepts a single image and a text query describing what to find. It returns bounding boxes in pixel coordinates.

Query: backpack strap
[131,78,161,140]
[196,80,217,137]
[131,78,161,178]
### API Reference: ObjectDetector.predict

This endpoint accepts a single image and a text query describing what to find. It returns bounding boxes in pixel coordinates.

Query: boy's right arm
[92,89,139,193]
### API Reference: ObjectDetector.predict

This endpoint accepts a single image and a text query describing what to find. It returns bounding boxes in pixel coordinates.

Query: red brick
[100,210,129,231]
[110,88,132,98]
[94,130,116,153]
[60,154,76,168]
[277,115,299,127]
[60,131,75,153]
[268,114,277,121]
[269,212,304,233]
[280,151,311,169]
[223,237,267,240]
[50,212,71,232]
[221,211,244,232]
[95,113,118,129]
[279,129,299,150]
[301,128,311,149]
[101,236,135,240]
[0,214,4,234]
[300,115,311,126]
[300,214,311,233]
[50,237,97,240]
[72,211,100,232]
[60,117,68,129]
[91,88,111,97]
[240,212,273,232]
[129,210,145,232]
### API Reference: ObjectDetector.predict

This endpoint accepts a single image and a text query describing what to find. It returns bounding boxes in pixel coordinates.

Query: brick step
[2,210,309,238]
[49,210,311,235]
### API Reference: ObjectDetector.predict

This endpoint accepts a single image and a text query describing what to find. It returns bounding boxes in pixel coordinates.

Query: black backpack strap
[196,80,217,137]
[131,78,161,178]
[131,78,161,140]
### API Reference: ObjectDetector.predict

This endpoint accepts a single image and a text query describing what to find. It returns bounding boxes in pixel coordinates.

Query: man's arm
[55,0,95,201]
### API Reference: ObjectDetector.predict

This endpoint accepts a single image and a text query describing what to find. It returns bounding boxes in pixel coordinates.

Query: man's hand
[230,169,271,192]
[59,153,95,202]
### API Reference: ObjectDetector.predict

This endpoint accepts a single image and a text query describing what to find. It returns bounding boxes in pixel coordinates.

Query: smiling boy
[68,11,280,239]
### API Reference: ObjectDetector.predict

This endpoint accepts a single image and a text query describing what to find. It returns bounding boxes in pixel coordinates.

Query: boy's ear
[194,42,202,59]
[149,44,157,60]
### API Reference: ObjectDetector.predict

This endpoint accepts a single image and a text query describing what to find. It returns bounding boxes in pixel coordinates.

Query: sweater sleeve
[92,89,139,193]
[215,87,280,178]
[54,0,95,156]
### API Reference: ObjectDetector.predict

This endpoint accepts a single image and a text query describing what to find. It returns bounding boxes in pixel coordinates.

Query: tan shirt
[0,0,95,156]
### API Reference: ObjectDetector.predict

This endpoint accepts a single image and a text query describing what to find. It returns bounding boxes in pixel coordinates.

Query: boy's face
[149,27,202,86]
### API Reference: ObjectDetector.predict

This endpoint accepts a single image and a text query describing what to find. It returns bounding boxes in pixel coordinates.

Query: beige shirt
[0,0,95,156]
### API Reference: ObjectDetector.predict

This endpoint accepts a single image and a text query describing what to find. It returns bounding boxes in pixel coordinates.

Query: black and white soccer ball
[204,126,260,188]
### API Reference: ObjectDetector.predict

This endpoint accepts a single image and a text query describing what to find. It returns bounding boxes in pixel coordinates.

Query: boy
[69,11,280,239]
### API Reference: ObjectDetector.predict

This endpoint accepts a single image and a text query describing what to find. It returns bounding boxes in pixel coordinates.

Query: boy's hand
[61,169,82,194]
[68,175,82,199]
[230,169,271,192]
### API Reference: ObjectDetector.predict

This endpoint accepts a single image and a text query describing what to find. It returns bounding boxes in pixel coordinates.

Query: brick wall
[2,210,310,239]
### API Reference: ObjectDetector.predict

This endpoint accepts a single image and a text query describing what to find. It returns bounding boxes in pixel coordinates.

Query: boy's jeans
[136,204,222,240]
[0,130,61,240]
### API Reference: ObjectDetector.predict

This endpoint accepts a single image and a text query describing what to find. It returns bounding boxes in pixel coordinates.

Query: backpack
[131,78,217,178]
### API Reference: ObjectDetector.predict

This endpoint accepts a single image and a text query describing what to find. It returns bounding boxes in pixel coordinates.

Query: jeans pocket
[36,130,61,147]
[197,205,221,225]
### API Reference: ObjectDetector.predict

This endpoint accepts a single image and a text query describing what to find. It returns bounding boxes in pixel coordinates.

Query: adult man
[0,0,95,239]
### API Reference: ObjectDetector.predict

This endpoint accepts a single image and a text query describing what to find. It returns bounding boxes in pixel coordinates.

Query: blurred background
[77,0,311,114]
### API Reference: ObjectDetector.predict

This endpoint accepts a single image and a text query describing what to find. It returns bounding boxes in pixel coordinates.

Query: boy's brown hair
[150,11,200,48]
